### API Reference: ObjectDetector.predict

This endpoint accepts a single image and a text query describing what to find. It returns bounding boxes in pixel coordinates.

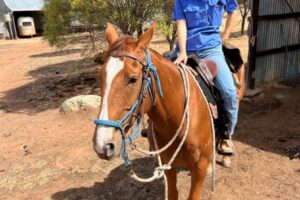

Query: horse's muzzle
[93,142,115,160]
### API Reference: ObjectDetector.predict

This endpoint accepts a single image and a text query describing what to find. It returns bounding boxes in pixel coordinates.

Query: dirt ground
[1,23,300,200]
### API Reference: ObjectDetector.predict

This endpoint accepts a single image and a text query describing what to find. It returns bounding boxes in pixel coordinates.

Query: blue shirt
[173,0,238,52]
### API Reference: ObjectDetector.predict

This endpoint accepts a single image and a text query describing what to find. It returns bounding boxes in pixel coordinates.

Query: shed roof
[4,0,44,11]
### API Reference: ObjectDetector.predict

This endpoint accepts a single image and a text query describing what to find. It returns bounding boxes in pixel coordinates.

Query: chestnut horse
[93,23,243,199]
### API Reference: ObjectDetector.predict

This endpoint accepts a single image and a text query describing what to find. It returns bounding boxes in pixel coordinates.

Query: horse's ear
[137,22,157,49]
[105,23,119,45]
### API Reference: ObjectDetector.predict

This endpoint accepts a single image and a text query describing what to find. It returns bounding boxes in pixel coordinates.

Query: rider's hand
[174,52,188,65]
[222,32,230,41]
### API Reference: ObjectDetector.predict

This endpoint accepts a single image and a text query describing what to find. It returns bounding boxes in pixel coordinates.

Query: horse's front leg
[188,155,209,200]
[165,167,178,200]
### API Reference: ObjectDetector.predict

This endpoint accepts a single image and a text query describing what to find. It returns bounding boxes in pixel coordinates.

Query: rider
[173,0,239,167]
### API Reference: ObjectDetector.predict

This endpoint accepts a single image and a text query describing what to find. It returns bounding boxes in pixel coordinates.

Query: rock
[244,88,263,98]
[60,95,101,113]
[273,93,285,100]
[22,145,32,156]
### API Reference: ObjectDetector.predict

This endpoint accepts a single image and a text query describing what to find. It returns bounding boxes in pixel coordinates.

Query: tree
[70,0,106,48]
[105,0,162,37]
[43,0,106,51]
[43,0,72,48]
[158,0,177,50]
[237,0,250,35]
[43,0,162,52]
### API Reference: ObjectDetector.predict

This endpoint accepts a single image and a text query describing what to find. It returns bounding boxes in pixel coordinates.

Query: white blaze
[95,57,124,154]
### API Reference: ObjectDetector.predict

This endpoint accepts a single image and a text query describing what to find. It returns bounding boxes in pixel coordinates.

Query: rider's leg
[195,45,238,157]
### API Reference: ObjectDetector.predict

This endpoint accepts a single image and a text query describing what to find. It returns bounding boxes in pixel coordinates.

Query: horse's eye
[128,77,138,85]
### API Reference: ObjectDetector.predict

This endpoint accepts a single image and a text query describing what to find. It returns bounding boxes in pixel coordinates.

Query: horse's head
[93,23,156,160]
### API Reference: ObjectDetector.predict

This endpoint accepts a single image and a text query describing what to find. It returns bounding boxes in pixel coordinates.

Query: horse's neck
[147,51,186,138]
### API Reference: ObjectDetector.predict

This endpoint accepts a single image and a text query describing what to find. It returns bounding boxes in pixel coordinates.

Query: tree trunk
[166,36,173,50]
[88,30,96,49]
[169,25,177,50]
[241,14,246,35]
[240,2,249,36]
[137,25,143,38]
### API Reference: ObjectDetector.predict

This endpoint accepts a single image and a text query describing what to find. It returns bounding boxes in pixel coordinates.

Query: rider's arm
[174,20,188,65]
[222,0,238,41]
[222,11,236,41]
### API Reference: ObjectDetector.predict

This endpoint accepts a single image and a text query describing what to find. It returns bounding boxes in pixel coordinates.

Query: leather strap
[109,50,147,66]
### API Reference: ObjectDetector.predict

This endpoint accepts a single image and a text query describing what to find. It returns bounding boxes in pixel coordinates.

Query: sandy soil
[0,24,300,200]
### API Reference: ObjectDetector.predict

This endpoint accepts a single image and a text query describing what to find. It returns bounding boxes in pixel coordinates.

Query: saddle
[186,55,218,87]
[186,56,225,119]
[163,43,244,155]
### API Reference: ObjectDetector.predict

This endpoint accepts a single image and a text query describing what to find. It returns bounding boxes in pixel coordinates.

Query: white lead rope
[129,63,216,197]
[151,123,168,200]
[129,64,190,187]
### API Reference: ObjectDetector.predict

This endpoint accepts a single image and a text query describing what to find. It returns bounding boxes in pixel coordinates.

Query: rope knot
[156,165,171,171]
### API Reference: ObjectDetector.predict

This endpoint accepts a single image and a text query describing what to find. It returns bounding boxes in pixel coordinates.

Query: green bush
[43,0,176,52]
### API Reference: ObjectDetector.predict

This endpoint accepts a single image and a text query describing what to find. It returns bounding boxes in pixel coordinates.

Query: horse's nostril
[106,143,115,151]
[106,143,115,157]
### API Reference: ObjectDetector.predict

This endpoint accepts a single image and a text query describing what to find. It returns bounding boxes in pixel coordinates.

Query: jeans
[188,45,238,135]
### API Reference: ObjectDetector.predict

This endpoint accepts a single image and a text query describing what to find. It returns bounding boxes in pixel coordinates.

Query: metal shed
[0,0,44,39]
[248,0,300,88]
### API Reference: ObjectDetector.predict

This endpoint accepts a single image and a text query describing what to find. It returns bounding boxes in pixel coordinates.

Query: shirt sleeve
[225,0,238,14]
[173,0,185,20]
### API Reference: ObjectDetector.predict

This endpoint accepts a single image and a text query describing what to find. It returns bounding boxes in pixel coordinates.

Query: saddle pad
[194,74,218,108]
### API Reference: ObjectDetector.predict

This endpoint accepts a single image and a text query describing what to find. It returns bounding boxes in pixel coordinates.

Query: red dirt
[0,34,299,200]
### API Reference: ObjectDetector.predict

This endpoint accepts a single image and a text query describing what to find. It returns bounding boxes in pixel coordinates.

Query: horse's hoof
[207,163,213,175]
[222,156,231,168]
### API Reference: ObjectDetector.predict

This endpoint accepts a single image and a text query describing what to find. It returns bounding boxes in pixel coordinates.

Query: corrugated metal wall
[259,0,300,15]
[248,0,300,87]
[3,0,44,12]
[0,0,11,36]
[254,49,300,82]
[256,18,300,52]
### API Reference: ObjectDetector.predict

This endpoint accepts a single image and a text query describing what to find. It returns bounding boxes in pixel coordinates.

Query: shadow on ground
[235,82,300,159]
[0,58,100,114]
[30,49,83,58]
[28,59,93,78]
[51,157,164,200]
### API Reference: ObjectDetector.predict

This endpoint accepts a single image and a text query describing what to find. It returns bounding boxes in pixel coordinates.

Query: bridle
[94,49,163,166]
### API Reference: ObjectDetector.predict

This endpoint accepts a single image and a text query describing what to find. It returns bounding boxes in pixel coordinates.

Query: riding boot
[221,134,235,168]
[220,134,235,155]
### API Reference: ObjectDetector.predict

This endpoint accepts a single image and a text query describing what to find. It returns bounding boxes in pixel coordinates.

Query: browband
[109,50,147,66]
